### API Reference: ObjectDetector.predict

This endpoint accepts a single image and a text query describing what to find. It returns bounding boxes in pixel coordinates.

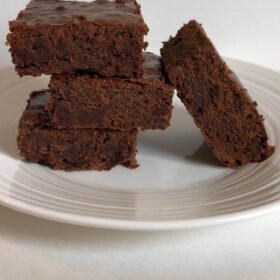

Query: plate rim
[1,193,280,231]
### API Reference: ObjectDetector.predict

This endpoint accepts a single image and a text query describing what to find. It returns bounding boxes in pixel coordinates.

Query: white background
[1,1,280,279]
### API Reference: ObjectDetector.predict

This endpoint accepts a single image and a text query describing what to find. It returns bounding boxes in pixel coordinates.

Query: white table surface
[1,1,280,279]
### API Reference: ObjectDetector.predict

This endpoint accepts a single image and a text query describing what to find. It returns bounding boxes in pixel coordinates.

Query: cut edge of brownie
[17,90,139,171]
[161,20,275,168]
[47,52,175,131]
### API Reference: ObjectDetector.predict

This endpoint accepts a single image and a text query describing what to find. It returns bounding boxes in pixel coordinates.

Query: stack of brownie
[7,0,174,171]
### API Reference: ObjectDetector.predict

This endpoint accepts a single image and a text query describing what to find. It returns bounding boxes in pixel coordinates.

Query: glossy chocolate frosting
[142,52,164,81]
[27,90,50,114]
[14,0,146,27]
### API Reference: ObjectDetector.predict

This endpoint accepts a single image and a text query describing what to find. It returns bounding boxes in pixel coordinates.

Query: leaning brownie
[7,0,148,77]
[18,90,138,171]
[47,53,174,131]
[161,20,274,167]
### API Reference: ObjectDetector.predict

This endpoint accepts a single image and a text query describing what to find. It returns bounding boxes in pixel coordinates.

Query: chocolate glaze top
[27,90,50,114]
[13,0,147,28]
[142,52,164,81]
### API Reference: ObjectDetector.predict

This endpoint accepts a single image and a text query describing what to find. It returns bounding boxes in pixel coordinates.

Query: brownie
[7,0,148,77]
[17,90,138,171]
[47,53,174,131]
[161,20,274,168]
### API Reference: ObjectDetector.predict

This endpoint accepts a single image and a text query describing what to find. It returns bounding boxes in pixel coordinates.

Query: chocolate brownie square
[47,53,174,131]
[161,20,274,167]
[18,90,138,171]
[7,0,148,77]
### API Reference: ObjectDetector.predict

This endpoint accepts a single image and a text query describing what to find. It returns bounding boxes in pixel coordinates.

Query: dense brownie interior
[161,20,274,167]
[18,91,138,171]
[47,53,174,130]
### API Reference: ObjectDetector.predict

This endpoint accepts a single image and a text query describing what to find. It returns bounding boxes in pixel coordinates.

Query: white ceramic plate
[0,59,279,231]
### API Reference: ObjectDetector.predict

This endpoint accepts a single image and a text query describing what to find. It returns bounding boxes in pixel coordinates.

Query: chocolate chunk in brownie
[7,0,148,77]
[161,20,274,168]
[18,90,138,171]
[47,53,174,131]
